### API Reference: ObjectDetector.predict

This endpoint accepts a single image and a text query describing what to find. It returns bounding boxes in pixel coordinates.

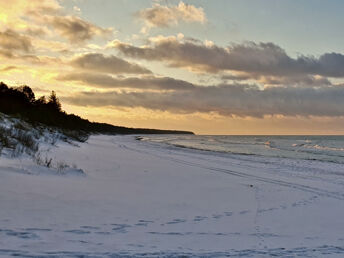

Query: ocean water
[140,135,344,164]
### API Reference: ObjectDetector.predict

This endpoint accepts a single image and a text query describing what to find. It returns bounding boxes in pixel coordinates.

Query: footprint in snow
[64,229,91,235]
[94,231,111,235]
[212,214,223,219]
[193,216,207,222]
[258,207,278,213]
[111,224,131,233]
[2,230,39,239]
[135,220,154,227]
[224,212,233,216]
[68,240,89,244]
[148,231,185,236]
[166,219,187,225]
[24,228,52,232]
[80,226,100,230]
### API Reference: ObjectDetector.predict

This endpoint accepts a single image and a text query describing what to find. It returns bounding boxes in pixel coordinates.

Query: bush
[0,118,39,157]
[0,125,14,149]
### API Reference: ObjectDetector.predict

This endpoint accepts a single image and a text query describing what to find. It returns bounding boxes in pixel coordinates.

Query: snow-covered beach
[1,134,344,257]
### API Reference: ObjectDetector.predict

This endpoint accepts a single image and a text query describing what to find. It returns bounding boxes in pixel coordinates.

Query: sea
[140,135,344,164]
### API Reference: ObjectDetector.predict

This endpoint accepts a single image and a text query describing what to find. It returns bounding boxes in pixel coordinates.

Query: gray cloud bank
[63,82,344,117]
[58,72,195,90]
[70,53,152,75]
[60,35,344,118]
[47,15,112,43]
[0,29,33,53]
[114,38,344,78]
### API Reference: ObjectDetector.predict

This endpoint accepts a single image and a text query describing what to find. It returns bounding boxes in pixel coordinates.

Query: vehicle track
[120,140,344,201]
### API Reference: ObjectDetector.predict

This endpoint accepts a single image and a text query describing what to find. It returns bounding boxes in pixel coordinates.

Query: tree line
[0,82,193,135]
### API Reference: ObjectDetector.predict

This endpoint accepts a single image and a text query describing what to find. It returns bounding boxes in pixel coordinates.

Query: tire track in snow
[120,141,344,201]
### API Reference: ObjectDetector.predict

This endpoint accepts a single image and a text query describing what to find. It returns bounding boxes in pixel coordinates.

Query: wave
[141,135,344,164]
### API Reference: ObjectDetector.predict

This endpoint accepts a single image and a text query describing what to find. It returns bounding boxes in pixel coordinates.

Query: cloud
[0,29,42,62]
[73,6,81,13]
[63,83,344,118]
[0,66,17,72]
[221,73,252,82]
[221,72,333,87]
[0,49,14,58]
[114,36,344,78]
[0,29,33,53]
[23,0,62,16]
[260,75,332,87]
[0,0,112,54]
[70,53,152,75]
[47,15,113,43]
[24,27,48,37]
[136,1,206,32]
[0,0,62,22]
[58,72,195,90]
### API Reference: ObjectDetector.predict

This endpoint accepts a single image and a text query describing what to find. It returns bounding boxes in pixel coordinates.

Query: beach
[0,135,344,257]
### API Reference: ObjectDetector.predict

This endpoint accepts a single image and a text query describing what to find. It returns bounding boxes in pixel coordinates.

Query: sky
[1,0,344,134]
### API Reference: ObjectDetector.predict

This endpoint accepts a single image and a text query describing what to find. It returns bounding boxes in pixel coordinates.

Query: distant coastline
[0,82,194,136]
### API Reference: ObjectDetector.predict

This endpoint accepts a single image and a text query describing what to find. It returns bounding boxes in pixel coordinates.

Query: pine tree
[48,91,62,112]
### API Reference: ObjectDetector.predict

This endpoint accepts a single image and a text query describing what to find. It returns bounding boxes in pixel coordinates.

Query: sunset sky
[1,0,344,134]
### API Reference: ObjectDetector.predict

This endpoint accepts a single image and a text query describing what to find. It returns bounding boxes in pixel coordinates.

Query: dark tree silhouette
[17,86,35,103]
[47,91,62,112]
[0,82,194,136]
[36,96,47,105]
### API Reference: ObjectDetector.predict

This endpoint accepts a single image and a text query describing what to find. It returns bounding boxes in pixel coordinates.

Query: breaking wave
[140,135,344,164]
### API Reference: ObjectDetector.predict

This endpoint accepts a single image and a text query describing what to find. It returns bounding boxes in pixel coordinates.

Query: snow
[0,134,344,257]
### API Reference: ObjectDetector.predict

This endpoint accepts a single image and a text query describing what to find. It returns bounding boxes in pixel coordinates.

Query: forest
[0,82,193,135]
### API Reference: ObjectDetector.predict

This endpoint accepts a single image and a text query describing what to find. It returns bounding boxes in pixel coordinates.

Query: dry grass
[0,113,84,174]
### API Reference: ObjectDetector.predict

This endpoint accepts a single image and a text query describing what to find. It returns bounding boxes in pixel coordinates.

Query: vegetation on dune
[0,82,194,135]
[0,119,38,157]
[0,112,84,174]
[0,82,192,174]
